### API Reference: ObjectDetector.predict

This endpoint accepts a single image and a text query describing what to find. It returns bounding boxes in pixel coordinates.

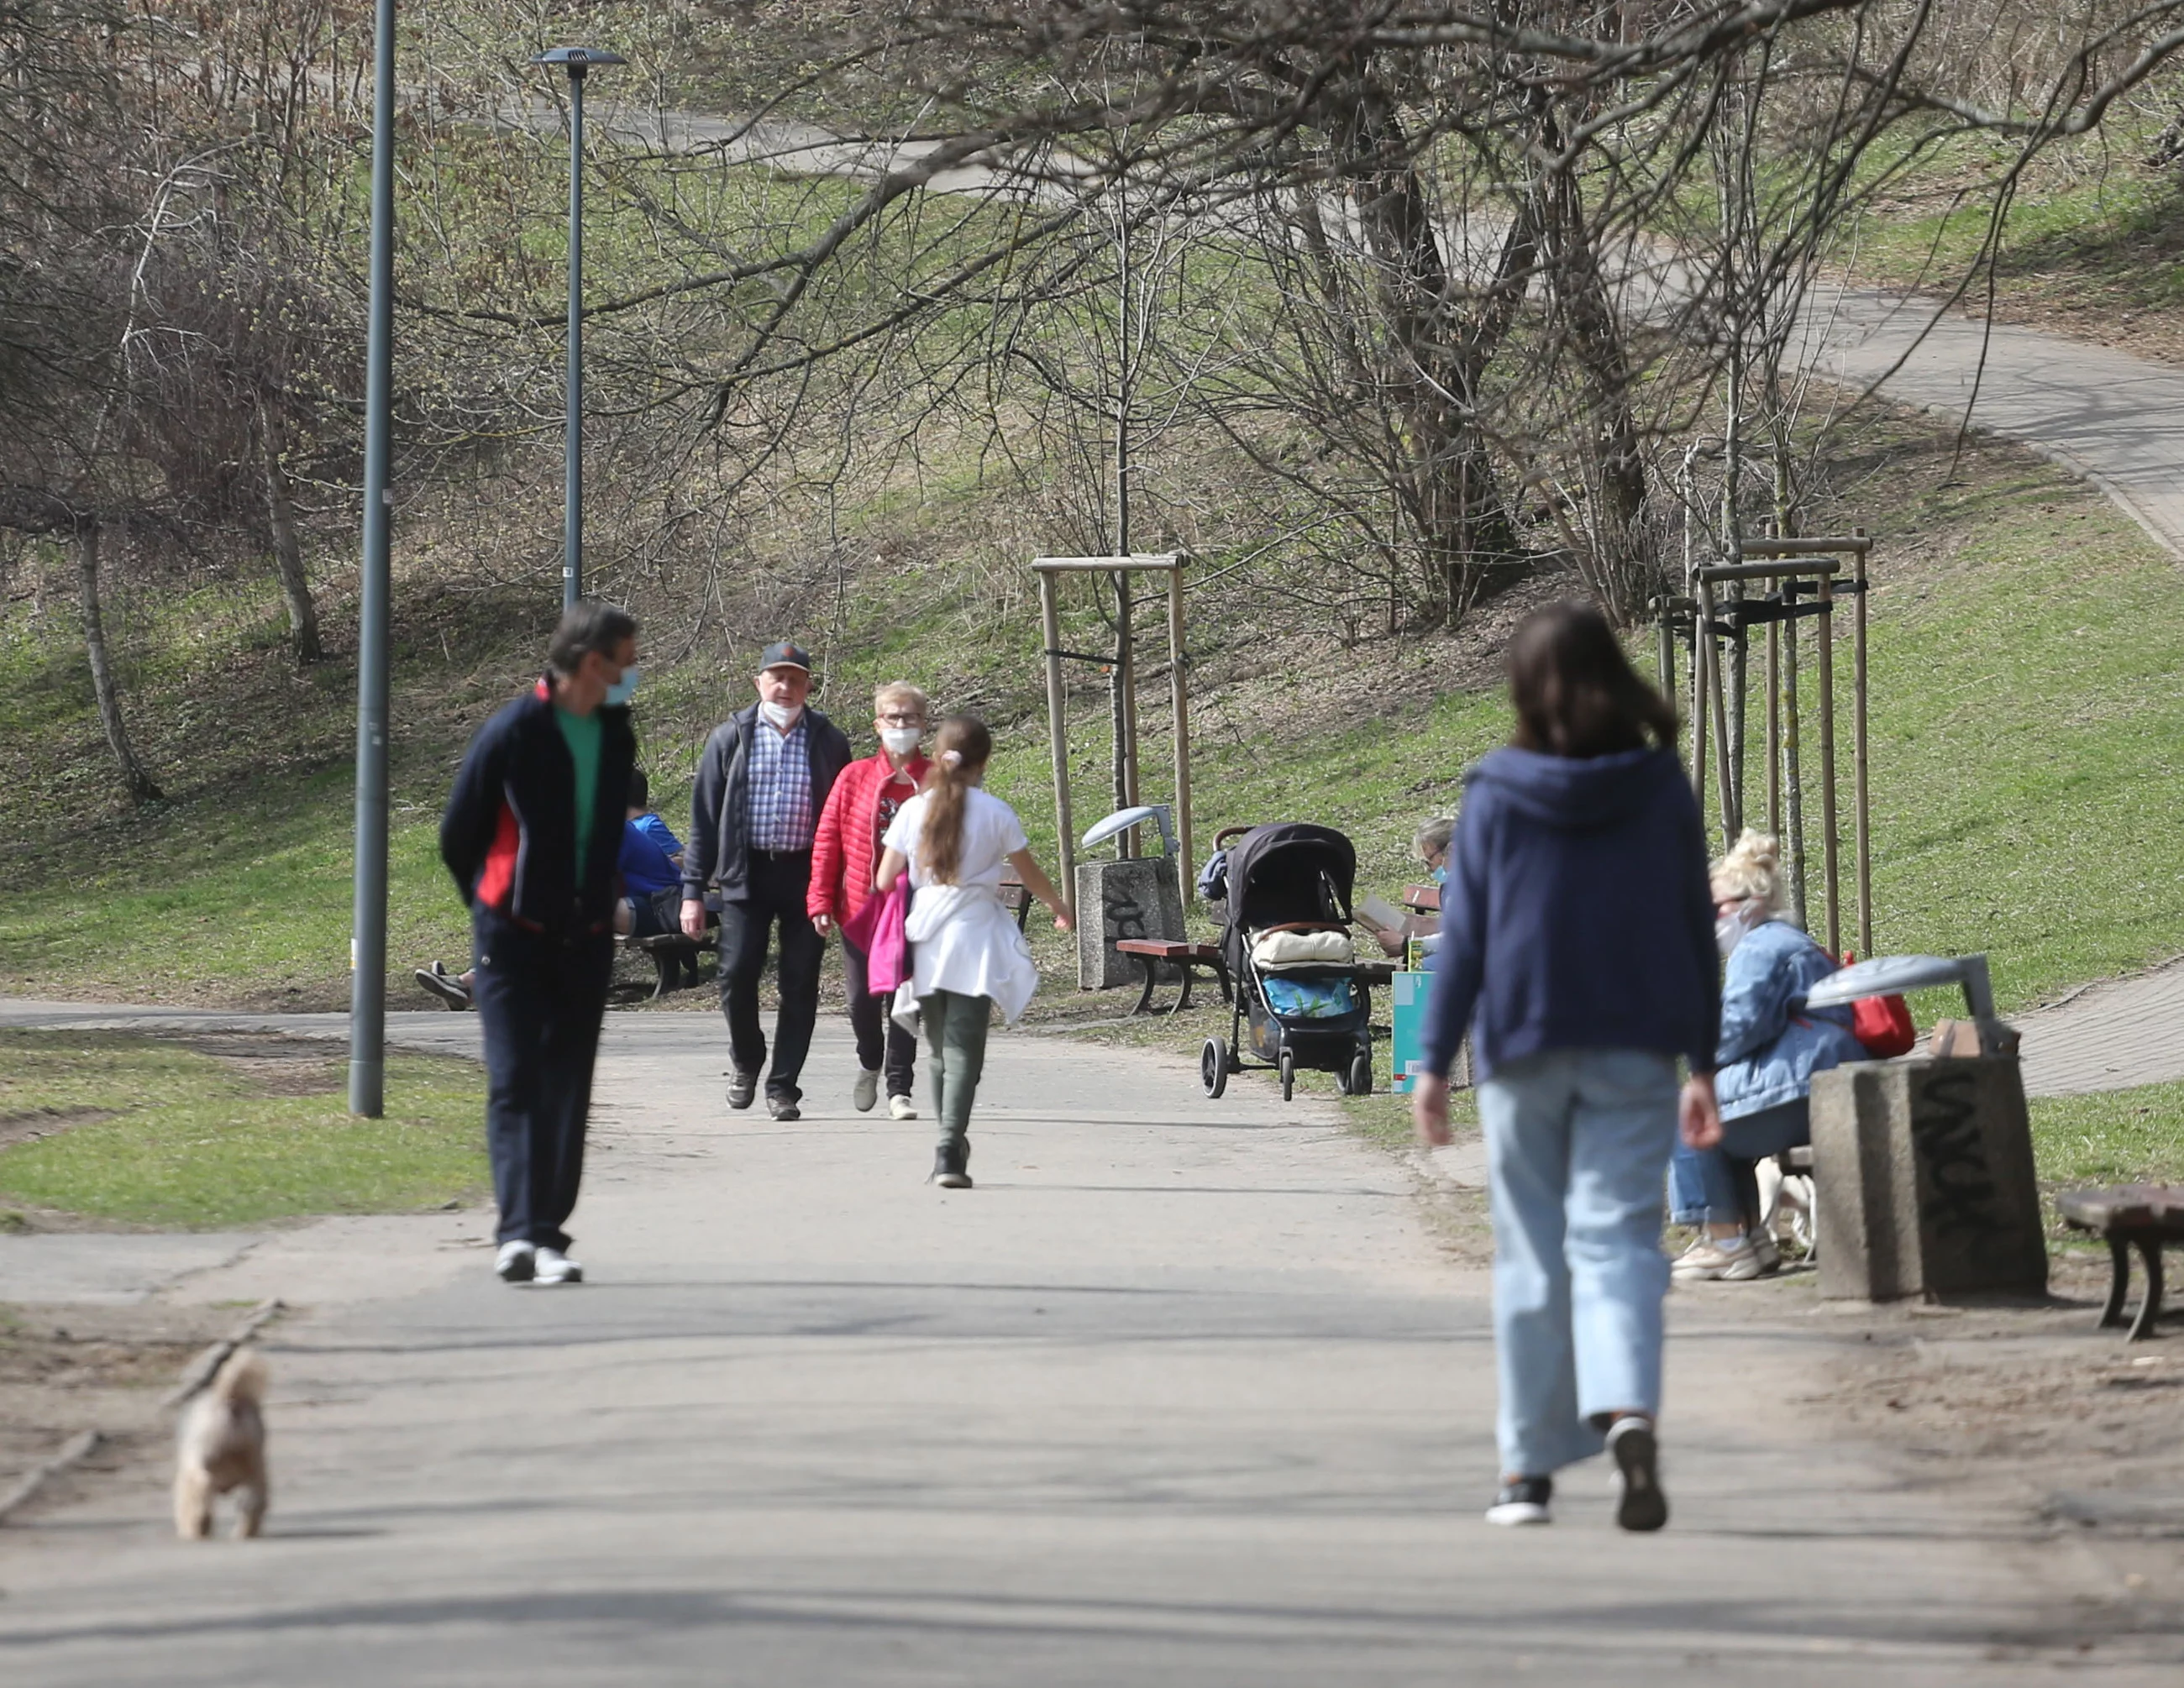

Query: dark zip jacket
[681,702,854,902]
[440,678,637,934]
[1420,744,1719,1083]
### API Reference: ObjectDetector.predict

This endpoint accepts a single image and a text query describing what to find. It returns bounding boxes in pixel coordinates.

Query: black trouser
[717,850,824,1102]
[841,930,917,1098]
[470,910,613,1250]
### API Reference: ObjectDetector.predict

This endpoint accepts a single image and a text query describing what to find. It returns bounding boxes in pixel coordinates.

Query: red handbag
[1838,951,1916,1058]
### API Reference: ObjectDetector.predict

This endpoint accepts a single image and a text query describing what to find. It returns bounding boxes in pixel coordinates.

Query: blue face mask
[1429,864,1448,887]
[604,664,640,707]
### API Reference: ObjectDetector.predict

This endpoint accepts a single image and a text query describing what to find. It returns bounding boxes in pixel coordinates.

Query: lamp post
[532,45,625,609]
[348,0,397,1117]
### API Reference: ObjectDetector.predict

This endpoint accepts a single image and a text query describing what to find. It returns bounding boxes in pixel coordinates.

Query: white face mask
[758,699,804,730]
[1715,899,1766,957]
[879,726,923,756]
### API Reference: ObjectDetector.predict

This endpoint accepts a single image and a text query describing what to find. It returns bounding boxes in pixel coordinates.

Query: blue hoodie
[1419,745,1719,1083]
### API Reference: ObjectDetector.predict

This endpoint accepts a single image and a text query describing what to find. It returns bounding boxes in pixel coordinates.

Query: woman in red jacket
[810,681,932,1117]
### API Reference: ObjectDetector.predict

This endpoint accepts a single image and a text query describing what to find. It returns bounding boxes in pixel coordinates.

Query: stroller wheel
[1200,1036,1230,1099]
[1347,1051,1373,1097]
[1278,1049,1296,1102]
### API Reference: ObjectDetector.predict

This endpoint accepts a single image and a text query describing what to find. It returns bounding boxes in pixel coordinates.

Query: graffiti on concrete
[1103,885,1149,945]
[1908,1067,2001,1240]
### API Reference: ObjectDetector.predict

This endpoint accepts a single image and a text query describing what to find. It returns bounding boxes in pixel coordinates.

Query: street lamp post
[533,45,625,610]
[348,0,398,1118]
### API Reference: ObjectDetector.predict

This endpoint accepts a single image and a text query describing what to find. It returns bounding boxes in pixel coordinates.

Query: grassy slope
[1845,129,2184,362]
[0,1030,486,1229]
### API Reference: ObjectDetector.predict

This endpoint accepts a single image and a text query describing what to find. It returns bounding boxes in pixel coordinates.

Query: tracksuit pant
[470,910,613,1251]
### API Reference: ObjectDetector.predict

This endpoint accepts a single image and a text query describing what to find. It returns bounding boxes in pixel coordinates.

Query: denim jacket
[1715,919,1864,1120]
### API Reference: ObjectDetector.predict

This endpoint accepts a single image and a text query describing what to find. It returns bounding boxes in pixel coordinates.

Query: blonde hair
[1712,830,1785,911]
[919,716,992,885]
[874,680,929,718]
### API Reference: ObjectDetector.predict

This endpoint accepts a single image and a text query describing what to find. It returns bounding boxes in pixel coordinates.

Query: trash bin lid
[1082,805,1175,856]
[1803,954,1977,1008]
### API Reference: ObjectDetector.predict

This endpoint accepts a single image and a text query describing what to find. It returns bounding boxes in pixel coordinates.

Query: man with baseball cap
[682,642,853,1119]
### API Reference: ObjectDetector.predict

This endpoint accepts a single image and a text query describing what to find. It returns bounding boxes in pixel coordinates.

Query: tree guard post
[1032,553,1194,918]
[1037,568,1076,901]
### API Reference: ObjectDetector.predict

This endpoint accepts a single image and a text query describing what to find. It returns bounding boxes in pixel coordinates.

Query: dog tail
[206,1345,268,1405]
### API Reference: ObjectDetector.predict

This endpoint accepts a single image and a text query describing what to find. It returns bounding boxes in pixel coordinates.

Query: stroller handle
[1213,825,1254,849]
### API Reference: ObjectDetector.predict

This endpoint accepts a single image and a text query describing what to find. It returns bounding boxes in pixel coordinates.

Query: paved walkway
[1,1002,2172,1682]
[2017,960,2184,1097]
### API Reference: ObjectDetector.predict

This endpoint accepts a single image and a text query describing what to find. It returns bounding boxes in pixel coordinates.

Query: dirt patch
[0,1302,247,1521]
[176,1033,347,1097]
[0,1105,117,1151]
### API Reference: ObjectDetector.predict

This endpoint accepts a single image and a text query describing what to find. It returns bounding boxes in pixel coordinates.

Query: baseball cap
[759,641,812,674]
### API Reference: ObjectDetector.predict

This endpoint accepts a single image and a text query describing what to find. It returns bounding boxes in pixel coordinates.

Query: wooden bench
[1400,883,1442,916]
[999,870,1034,932]
[619,931,714,1002]
[1114,940,1231,1017]
[2058,1185,2184,1342]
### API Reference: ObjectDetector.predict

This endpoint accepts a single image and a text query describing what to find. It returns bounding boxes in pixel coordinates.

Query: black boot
[929,1137,972,1189]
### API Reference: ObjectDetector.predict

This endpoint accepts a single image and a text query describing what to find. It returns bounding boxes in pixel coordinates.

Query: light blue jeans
[1479,1048,1680,1476]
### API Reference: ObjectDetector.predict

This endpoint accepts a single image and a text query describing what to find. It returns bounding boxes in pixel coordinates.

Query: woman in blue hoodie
[1413,602,1721,1533]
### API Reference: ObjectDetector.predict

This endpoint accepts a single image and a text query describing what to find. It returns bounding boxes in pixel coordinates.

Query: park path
[1,1000,2172,1684]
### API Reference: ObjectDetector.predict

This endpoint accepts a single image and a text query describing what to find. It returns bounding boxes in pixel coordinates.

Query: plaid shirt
[748,712,815,850]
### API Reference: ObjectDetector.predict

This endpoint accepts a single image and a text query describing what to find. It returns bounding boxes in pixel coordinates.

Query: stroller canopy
[1221,823,1357,975]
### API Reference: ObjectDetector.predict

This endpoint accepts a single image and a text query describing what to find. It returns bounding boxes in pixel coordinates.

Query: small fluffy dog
[173,1346,269,1539]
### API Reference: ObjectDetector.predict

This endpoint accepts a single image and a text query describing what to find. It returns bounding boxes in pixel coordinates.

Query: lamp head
[532,45,627,78]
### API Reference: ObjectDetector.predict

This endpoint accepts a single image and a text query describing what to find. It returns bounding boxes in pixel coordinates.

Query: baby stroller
[1201,822,1377,1101]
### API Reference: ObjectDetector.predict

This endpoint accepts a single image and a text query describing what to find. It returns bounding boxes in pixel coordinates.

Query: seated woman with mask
[1368,816,1455,962]
[1670,830,1862,1282]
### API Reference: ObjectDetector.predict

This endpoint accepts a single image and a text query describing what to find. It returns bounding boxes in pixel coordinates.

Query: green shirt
[554,705,603,883]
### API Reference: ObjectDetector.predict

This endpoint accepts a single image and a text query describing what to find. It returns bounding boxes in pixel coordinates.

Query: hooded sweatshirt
[1419,744,1719,1083]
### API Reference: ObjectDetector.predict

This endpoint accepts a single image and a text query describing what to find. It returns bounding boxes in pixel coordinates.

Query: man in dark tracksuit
[680,642,853,1121]
[441,602,638,1286]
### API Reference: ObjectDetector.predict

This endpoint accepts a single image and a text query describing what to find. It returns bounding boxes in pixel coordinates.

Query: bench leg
[1131,955,1159,1016]
[1172,964,1194,1016]
[2100,1236,2132,1328]
[2129,1240,2164,1343]
[649,951,675,1003]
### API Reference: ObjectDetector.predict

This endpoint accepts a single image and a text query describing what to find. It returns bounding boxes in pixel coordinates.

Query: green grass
[2030,1080,2184,1198]
[0,1030,487,1229]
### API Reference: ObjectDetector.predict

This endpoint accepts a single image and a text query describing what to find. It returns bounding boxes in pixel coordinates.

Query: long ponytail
[920,715,992,885]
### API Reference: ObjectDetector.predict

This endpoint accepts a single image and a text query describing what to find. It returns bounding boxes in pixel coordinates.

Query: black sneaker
[415,967,472,1010]
[1484,1476,1551,1527]
[928,1139,973,1189]
[1608,1417,1668,1532]
[727,1070,759,1110]
[766,1094,801,1122]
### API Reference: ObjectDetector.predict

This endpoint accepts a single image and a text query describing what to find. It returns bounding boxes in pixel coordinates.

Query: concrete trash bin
[1809,1053,2047,1301]
[1074,856,1186,989]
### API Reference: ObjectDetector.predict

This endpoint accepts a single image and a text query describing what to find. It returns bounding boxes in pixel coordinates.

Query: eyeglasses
[877,712,926,727]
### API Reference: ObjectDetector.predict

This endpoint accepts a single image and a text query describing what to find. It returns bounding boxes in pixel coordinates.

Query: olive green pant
[920,989,992,1146]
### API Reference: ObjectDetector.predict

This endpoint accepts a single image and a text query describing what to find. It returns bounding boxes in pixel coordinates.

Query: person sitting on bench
[1668,830,1861,1283]
[1367,816,1455,962]
[618,768,686,938]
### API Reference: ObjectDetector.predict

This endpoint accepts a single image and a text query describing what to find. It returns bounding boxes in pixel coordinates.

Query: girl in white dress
[873,716,1073,1187]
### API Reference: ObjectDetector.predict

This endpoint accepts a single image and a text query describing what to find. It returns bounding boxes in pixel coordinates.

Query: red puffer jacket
[808,751,930,925]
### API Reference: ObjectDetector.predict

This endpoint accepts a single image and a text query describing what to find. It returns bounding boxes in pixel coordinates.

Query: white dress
[883,787,1041,1025]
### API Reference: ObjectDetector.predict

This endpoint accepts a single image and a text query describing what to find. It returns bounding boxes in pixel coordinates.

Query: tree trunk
[76,522,161,804]
[259,408,323,663]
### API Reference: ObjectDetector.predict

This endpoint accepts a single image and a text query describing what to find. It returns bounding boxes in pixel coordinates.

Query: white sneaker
[889,1093,917,1121]
[1672,1235,1767,1282]
[853,1066,881,1113]
[533,1245,584,1285]
[495,1240,536,1282]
